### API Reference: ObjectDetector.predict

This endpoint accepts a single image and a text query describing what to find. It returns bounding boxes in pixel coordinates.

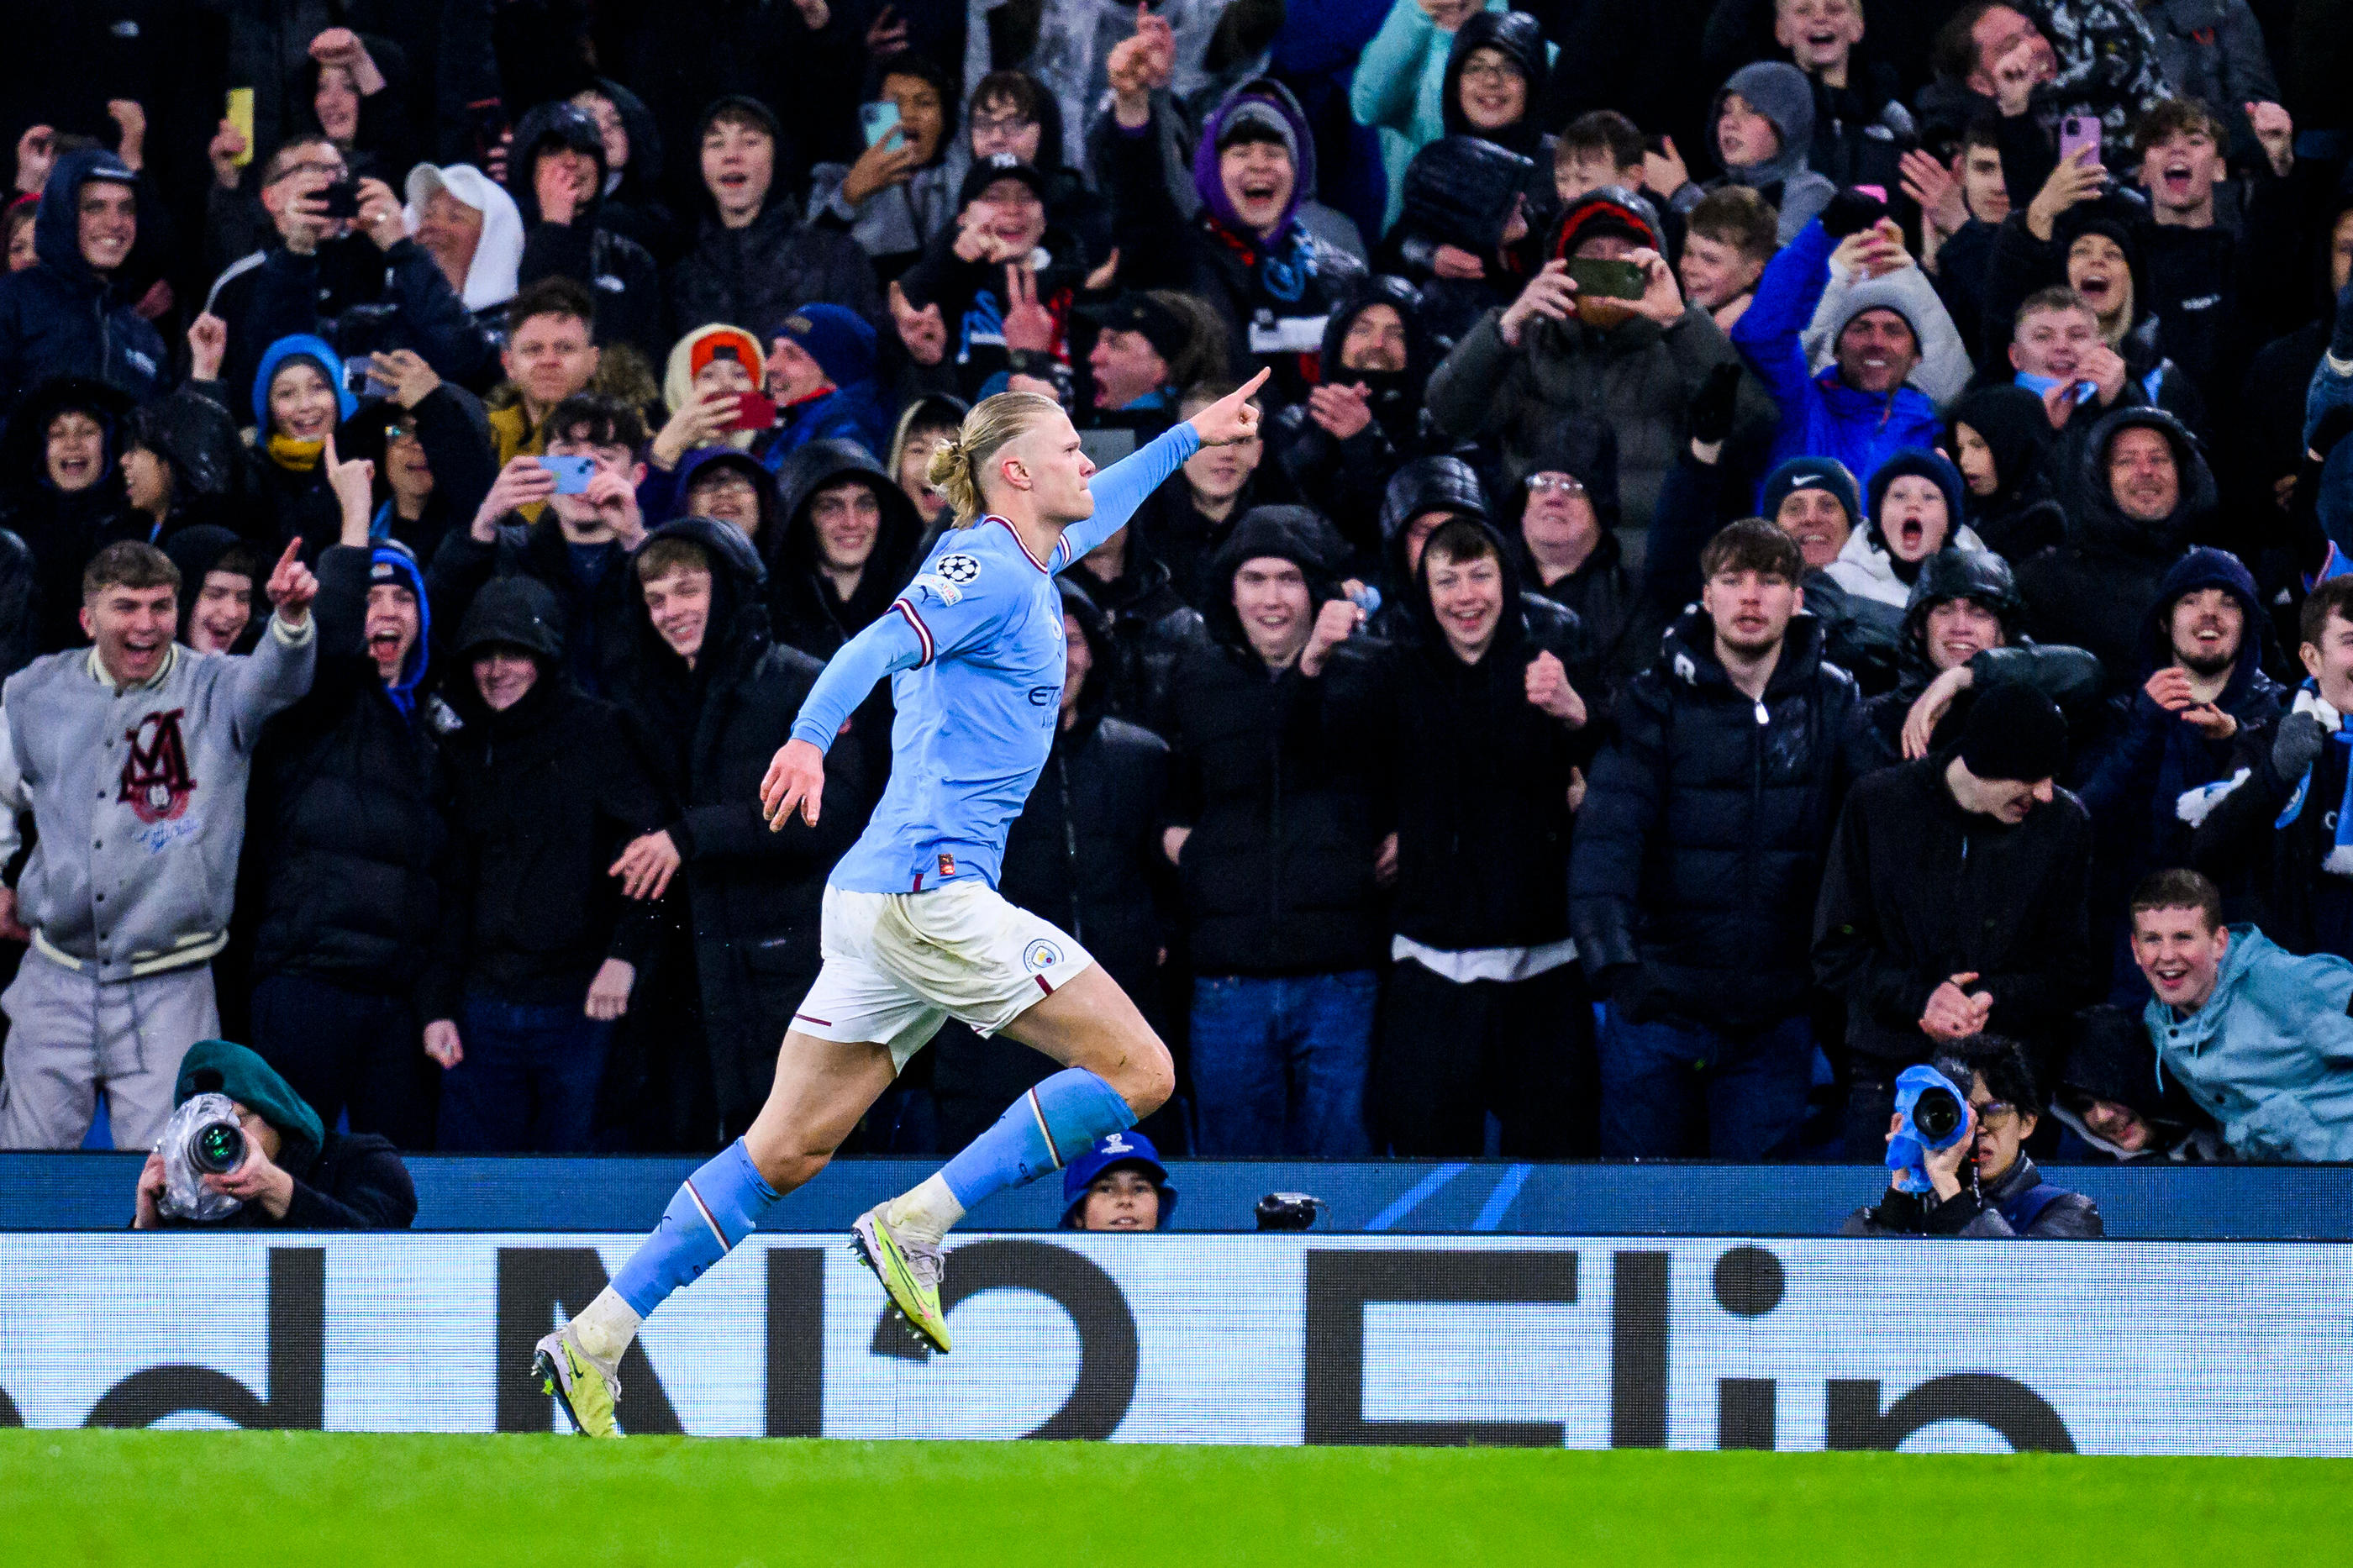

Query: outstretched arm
[1057,369,1269,567]
[764,608,929,827]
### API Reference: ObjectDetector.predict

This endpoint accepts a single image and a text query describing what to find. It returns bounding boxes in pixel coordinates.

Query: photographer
[133,1039,414,1229]
[1841,1035,2103,1238]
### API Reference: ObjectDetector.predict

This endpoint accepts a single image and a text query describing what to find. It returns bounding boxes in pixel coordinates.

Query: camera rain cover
[158,1092,245,1223]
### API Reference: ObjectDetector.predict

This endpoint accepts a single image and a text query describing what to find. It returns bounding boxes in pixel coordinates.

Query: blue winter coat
[0,149,170,414]
[757,381,890,468]
[2145,926,2353,1161]
[1733,218,1942,484]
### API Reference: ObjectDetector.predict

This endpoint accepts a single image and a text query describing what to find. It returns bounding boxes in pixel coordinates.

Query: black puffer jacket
[243,545,450,996]
[1813,755,2094,1071]
[1389,134,1541,345]
[424,577,672,1020]
[1845,550,2107,777]
[1162,508,1388,976]
[1271,274,1447,558]
[2015,405,2216,690]
[1570,608,1858,1030]
[1513,415,1648,697]
[1944,386,2068,565]
[1379,521,1589,951]
[1065,545,1206,728]
[424,511,646,701]
[610,518,871,1132]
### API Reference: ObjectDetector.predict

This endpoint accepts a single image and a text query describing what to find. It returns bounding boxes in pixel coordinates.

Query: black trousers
[248,971,434,1149]
[1372,958,1598,1157]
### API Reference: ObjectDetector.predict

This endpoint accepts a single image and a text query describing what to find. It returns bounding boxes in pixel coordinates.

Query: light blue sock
[940,1068,1136,1211]
[611,1139,781,1317]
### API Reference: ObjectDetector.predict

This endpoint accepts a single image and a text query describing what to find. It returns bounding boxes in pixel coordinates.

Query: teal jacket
[2144,925,2353,1161]
[1350,0,1508,234]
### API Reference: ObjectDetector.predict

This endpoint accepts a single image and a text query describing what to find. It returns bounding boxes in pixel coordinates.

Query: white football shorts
[789,880,1095,1071]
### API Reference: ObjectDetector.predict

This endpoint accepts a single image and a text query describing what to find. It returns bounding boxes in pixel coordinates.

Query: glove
[2273,710,2329,781]
[1687,362,1743,447]
[1820,187,1889,240]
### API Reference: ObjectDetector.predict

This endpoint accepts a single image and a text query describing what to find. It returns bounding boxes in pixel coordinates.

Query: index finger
[1233,366,1272,402]
[276,538,302,574]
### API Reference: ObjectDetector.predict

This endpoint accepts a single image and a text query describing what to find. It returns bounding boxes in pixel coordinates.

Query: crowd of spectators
[5,0,2353,1174]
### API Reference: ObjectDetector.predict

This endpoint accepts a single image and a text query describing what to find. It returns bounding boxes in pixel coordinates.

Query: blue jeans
[1597,1004,1813,1159]
[436,993,613,1153]
[1188,971,1377,1155]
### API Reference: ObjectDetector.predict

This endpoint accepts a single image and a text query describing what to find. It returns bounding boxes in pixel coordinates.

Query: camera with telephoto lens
[1886,1065,1971,1195]
[156,1092,250,1222]
[1255,1192,1323,1231]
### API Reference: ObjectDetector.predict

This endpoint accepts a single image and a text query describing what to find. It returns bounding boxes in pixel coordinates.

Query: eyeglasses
[971,113,1036,138]
[386,421,421,442]
[1460,61,1521,87]
[1526,474,1587,496]
[1970,1100,2018,1129]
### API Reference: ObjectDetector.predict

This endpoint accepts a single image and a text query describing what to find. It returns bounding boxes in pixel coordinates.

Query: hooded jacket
[1513,414,1650,694]
[1111,76,1367,406]
[1351,0,1513,231]
[0,375,134,651]
[339,379,498,568]
[1377,518,1587,951]
[1734,219,1952,484]
[1845,548,2106,776]
[236,336,355,563]
[506,102,664,363]
[243,543,451,996]
[609,516,869,1134]
[160,1040,415,1230]
[669,167,883,344]
[2081,547,2284,873]
[1271,274,1444,551]
[1570,607,1857,1030]
[763,439,926,662]
[1390,134,1540,345]
[587,76,682,264]
[1945,385,2069,563]
[2017,405,2217,686]
[1161,506,1388,976]
[1677,61,1835,244]
[1813,753,2094,1069]
[0,150,168,414]
[2144,925,2353,1161]
[1437,9,1552,163]
[645,445,782,549]
[424,575,671,1020]
[402,164,524,316]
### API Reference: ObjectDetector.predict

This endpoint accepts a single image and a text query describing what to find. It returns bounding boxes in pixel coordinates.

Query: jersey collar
[987,515,1051,574]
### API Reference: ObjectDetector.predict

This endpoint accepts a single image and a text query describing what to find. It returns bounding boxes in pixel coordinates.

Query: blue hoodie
[0,148,169,413]
[2145,925,2353,1161]
[369,545,432,718]
[251,334,359,431]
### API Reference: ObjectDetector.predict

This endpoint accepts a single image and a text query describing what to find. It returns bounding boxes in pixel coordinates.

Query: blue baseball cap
[1059,1129,1176,1229]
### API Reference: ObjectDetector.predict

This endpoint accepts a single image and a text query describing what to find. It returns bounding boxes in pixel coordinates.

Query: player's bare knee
[1116,1032,1176,1116]
[743,1133,830,1195]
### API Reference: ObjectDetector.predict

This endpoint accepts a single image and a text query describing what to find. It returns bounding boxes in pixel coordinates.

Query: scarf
[266,434,324,471]
[1203,215,1316,306]
[2273,684,2353,876]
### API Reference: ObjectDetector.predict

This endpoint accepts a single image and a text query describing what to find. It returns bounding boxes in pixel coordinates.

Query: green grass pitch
[3,1431,2347,1566]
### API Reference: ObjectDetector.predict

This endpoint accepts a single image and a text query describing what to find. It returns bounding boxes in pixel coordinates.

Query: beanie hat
[1959,682,2068,784]
[770,303,876,387]
[174,1039,326,1177]
[1217,98,1298,166]
[1553,186,1662,259]
[1831,276,1924,352]
[1760,455,1861,529]
[1867,449,1966,528]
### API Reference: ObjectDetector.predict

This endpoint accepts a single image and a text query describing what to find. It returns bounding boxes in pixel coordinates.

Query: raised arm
[1059,370,1267,567]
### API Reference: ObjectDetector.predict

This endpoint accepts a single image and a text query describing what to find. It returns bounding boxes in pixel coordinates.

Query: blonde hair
[927,392,1061,526]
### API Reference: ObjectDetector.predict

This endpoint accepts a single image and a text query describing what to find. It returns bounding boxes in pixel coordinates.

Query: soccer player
[534,372,1271,1435]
